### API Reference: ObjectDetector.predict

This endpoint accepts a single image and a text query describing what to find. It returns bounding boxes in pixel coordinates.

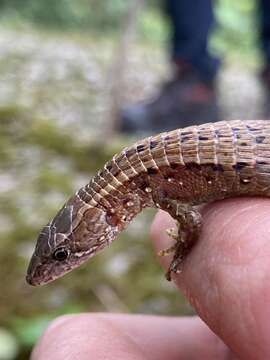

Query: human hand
[31,198,270,359]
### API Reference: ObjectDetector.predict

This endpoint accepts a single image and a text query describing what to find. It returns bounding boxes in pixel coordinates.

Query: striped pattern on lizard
[26,120,270,285]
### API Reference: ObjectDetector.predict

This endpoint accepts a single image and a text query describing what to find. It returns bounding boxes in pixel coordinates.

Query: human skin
[31,198,270,359]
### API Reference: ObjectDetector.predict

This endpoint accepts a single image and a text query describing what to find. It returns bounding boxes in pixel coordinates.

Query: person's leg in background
[119,0,221,134]
[259,0,270,116]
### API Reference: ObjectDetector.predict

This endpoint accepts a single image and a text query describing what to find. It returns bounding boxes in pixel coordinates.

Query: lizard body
[26,120,270,285]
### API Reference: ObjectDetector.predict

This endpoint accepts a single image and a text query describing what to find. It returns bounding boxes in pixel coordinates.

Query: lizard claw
[165,258,183,281]
[158,241,177,257]
[166,227,178,240]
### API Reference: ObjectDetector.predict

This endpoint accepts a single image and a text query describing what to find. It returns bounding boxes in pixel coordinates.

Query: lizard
[26,120,270,286]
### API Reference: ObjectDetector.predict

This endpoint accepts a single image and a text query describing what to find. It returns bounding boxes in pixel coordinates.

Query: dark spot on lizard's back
[125,148,136,157]
[212,164,224,172]
[233,162,248,171]
[139,180,149,190]
[181,131,193,140]
[256,135,266,144]
[137,144,145,152]
[150,140,159,149]
[106,162,113,171]
[240,142,247,146]
[181,136,191,142]
[110,166,120,177]
[78,187,91,202]
[232,127,241,131]
[205,175,214,182]
[147,167,158,175]
[186,163,201,170]
[198,135,209,141]
[165,135,171,141]
[163,169,176,180]
[170,163,178,169]
[99,169,110,182]
[256,160,269,166]
[247,125,260,131]
[106,211,120,226]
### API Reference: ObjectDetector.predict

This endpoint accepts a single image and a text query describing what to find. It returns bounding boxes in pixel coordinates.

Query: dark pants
[166,0,270,81]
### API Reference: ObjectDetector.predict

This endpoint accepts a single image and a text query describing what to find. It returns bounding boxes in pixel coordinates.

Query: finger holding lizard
[151,198,270,359]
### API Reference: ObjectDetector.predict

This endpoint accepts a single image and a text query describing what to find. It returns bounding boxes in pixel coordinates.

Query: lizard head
[26,195,119,286]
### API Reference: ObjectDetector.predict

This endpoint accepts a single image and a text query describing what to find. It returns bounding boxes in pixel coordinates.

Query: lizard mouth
[26,254,55,286]
[26,273,55,286]
[26,273,44,286]
[26,254,40,285]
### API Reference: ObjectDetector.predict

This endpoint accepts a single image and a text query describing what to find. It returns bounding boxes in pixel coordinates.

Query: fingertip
[150,198,270,358]
[150,210,176,269]
[150,210,174,249]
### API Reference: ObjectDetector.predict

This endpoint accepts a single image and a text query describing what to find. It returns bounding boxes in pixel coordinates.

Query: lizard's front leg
[158,200,202,281]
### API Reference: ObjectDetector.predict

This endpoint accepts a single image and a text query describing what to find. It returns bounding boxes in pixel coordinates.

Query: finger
[151,198,270,359]
[31,313,230,360]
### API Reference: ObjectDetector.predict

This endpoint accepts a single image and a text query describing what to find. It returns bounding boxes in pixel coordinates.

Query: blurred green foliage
[0,108,191,359]
[0,0,261,65]
[213,0,259,61]
[0,0,135,30]
[0,0,259,53]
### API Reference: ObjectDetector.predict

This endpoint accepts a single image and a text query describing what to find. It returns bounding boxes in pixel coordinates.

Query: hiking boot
[119,64,219,135]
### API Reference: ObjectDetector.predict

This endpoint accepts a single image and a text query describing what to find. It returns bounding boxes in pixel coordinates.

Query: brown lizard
[26,120,270,285]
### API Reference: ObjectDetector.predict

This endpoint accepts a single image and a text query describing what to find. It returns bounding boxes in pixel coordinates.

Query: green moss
[33,168,73,194]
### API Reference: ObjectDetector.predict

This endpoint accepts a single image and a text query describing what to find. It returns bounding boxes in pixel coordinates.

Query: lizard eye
[53,247,70,261]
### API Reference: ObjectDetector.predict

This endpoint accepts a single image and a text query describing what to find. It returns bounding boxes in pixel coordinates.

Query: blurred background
[0,0,265,358]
